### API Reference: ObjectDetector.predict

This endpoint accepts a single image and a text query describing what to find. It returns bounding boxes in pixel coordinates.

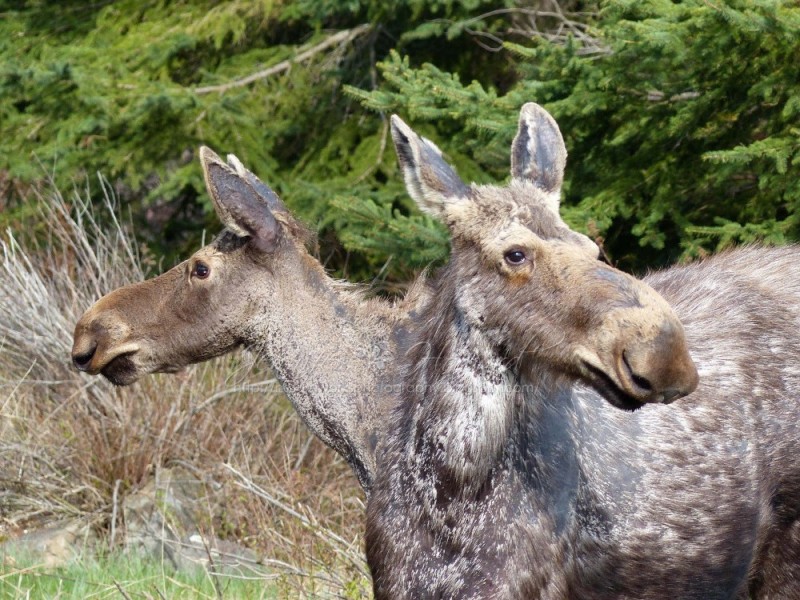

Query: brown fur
[71,148,425,490]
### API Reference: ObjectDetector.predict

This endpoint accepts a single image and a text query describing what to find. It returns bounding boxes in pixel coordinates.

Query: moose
[365,104,800,598]
[71,147,426,490]
[70,104,800,597]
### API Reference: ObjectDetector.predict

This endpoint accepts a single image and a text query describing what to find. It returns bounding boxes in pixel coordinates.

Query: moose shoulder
[366,103,800,599]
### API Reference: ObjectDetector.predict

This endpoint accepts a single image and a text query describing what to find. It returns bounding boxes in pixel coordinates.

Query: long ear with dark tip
[390,115,470,219]
[226,153,288,214]
[200,146,281,253]
[510,103,567,197]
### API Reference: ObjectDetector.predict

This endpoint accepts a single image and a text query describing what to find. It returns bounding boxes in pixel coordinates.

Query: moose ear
[225,153,289,215]
[390,115,470,219]
[510,103,567,200]
[200,146,281,253]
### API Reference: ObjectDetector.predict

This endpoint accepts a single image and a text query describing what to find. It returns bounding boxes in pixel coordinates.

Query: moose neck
[402,277,522,492]
[399,266,584,498]
[244,250,394,491]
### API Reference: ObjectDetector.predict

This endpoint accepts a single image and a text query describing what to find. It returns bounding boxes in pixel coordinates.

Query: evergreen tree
[346,0,800,272]
[0,0,518,280]
[3,1,798,280]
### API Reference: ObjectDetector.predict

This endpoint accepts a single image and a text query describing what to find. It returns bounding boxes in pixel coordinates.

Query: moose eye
[504,250,527,266]
[191,261,210,279]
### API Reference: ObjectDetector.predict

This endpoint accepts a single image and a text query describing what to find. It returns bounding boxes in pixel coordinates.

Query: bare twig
[194,25,371,95]
[113,580,133,600]
[445,2,611,57]
[153,587,168,600]
[198,535,224,600]
[110,479,122,548]
[293,434,315,471]
[644,89,702,102]
[224,463,369,578]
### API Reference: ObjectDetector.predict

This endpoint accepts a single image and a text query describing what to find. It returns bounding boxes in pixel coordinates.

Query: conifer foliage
[1,1,798,278]
[0,0,516,278]
[350,0,800,271]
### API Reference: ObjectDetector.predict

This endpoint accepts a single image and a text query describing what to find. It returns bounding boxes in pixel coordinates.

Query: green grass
[0,553,280,600]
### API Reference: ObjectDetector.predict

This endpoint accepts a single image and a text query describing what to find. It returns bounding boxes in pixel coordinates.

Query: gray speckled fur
[368,248,800,599]
[364,106,800,599]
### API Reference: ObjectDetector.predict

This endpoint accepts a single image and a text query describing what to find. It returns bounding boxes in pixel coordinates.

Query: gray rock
[122,466,264,576]
[0,519,95,568]
[0,467,264,577]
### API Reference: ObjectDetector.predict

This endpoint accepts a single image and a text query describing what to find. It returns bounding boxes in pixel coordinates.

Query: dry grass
[0,178,368,597]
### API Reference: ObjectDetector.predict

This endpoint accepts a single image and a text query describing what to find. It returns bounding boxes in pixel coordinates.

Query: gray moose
[364,104,800,599]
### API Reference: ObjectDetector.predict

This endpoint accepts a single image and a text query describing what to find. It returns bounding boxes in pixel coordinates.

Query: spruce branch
[353,117,389,185]
[194,24,371,95]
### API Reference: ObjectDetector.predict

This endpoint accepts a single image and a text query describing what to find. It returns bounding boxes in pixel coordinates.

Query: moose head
[389,103,698,409]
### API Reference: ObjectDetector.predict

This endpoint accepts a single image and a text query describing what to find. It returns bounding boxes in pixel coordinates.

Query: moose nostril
[631,372,653,392]
[622,351,653,392]
[72,347,96,372]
